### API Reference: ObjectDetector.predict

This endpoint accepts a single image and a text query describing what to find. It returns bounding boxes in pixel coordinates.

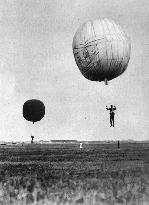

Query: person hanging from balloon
[106,105,116,127]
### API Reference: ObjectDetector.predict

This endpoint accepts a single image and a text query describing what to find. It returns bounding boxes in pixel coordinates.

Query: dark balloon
[23,99,45,123]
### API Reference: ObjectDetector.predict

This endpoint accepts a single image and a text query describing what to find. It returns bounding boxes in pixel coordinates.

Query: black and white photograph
[0,0,149,204]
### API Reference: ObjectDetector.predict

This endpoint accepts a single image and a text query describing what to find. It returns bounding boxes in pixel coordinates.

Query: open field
[0,142,149,205]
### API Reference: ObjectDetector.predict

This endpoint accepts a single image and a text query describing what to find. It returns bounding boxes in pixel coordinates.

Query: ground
[0,142,149,205]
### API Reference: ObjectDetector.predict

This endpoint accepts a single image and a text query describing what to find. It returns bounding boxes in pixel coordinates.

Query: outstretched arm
[106,106,109,110]
[113,105,116,110]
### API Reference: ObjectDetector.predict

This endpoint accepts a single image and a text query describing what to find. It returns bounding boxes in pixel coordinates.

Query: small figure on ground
[80,142,83,149]
[31,136,34,144]
[106,105,116,127]
[118,140,120,149]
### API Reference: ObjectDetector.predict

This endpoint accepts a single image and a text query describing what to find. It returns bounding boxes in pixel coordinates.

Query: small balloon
[23,99,45,124]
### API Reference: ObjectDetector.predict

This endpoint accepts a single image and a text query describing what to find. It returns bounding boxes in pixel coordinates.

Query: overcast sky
[0,0,148,141]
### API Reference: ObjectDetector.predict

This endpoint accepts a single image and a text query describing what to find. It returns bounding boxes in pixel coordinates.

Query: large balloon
[72,18,131,84]
[23,99,45,124]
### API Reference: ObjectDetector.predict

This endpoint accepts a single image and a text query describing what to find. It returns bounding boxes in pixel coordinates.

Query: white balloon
[72,18,131,84]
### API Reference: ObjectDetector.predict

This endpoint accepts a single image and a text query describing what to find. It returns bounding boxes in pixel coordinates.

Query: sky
[0,0,149,141]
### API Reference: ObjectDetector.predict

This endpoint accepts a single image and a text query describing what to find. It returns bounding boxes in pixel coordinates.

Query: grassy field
[0,142,149,205]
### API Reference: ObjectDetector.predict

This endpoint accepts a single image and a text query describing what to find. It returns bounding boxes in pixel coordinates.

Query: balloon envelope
[72,18,131,83]
[23,99,45,123]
